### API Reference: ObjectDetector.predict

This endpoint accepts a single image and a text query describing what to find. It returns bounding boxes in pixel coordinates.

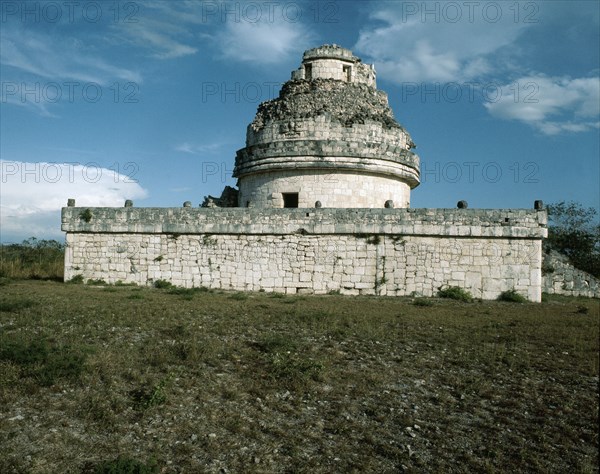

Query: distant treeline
[0,237,64,281]
[545,202,600,279]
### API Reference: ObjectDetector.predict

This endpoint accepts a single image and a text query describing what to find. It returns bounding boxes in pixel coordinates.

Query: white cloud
[116,18,198,60]
[0,161,148,241]
[175,142,224,155]
[354,3,529,83]
[0,23,141,116]
[484,75,600,135]
[215,7,316,65]
[130,1,316,65]
[0,26,141,85]
[0,89,57,117]
[109,0,209,60]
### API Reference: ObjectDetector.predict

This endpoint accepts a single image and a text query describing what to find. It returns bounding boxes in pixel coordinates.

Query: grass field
[0,279,598,473]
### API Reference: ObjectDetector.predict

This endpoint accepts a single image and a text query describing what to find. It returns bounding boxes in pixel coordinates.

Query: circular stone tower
[233,44,420,208]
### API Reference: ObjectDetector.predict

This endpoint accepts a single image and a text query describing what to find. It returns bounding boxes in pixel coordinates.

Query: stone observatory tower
[233,44,420,208]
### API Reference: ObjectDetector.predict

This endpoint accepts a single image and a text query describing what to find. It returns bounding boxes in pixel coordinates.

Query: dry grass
[0,241,64,281]
[0,280,598,473]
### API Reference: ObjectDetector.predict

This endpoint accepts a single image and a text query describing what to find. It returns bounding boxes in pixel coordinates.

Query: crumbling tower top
[291,44,377,87]
[233,44,418,209]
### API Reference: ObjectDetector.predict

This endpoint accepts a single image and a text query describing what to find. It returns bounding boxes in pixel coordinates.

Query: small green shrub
[79,209,93,223]
[168,287,194,295]
[84,457,159,474]
[541,261,555,275]
[127,293,144,300]
[375,276,388,289]
[153,279,173,289]
[229,292,248,301]
[166,287,211,299]
[67,274,84,284]
[358,234,381,245]
[413,297,434,307]
[438,286,473,302]
[497,289,528,303]
[87,279,107,286]
[130,377,170,411]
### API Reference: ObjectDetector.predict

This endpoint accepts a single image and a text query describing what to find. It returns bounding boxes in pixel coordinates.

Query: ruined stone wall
[542,250,600,298]
[295,59,375,86]
[62,207,547,302]
[291,44,376,86]
[238,170,411,208]
[247,81,404,137]
[234,79,420,208]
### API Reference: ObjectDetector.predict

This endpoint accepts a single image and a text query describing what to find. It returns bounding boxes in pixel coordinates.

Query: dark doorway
[343,65,351,82]
[305,63,312,80]
[282,193,299,208]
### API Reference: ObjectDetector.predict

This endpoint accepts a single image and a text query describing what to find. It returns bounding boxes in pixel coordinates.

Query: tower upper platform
[233,45,420,209]
[290,44,377,87]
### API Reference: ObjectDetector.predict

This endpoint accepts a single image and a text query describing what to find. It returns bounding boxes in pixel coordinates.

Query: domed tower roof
[233,44,420,209]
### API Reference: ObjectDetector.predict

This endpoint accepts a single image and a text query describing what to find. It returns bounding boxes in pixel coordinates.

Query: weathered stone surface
[542,250,600,298]
[234,45,419,208]
[60,44,549,303]
[201,186,239,208]
[62,207,547,302]
[63,230,544,302]
[62,207,548,238]
[250,79,401,132]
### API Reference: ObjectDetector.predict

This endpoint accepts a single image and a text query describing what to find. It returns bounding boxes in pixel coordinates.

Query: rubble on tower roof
[250,79,403,132]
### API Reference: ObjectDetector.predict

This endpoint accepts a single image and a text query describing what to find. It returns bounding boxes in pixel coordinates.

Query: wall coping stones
[62,207,547,238]
[303,44,358,62]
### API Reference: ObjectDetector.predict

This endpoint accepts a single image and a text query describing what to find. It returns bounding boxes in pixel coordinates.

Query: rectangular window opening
[282,193,299,208]
[343,65,351,82]
[305,63,312,80]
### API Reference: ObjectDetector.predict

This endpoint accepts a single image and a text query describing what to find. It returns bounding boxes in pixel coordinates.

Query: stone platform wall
[62,207,547,301]
[542,250,600,298]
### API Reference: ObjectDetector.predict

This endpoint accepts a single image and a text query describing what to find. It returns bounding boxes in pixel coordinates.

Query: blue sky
[1,0,599,242]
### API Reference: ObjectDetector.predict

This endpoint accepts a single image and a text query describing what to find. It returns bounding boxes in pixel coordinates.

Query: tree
[545,201,600,278]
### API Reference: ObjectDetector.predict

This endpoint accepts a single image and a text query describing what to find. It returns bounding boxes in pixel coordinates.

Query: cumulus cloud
[127,1,317,65]
[215,5,316,65]
[484,75,600,135]
[354,3,529,83]
[0,161,148,241]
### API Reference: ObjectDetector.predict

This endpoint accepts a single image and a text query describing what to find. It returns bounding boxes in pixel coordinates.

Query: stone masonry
[542,250,600,298]
[62,207,547,302]
[62,44,549,301]
[234,45,419,209]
